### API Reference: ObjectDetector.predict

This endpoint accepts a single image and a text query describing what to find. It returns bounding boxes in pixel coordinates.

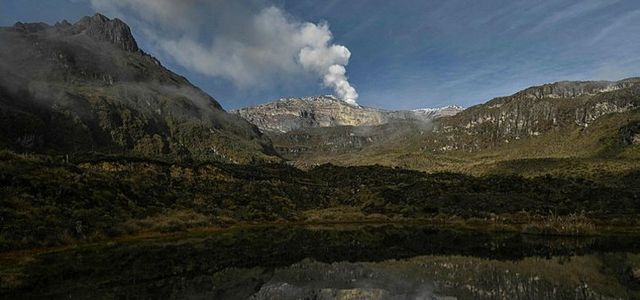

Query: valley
[1,15,640,253]
[1,11,640,299]
[239,79,640,177]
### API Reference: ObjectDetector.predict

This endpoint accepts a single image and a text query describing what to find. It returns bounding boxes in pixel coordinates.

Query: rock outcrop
[258,78,640,163]
[430,78,640,152]
[620,122,640,145]
[72,13,140,53]
[12,13,140,53]
[234,95,462,132]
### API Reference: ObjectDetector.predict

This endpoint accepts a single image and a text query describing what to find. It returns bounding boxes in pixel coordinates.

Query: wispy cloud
[55,0,640,109]
[529,0,618,33]
[588,9,640,45]
[89,0,359,104]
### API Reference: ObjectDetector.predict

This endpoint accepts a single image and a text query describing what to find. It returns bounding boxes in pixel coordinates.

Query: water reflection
[2,224,640,299]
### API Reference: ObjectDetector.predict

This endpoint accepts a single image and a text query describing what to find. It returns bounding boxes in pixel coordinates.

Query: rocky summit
[71,13,140,53]
[233,95,462,133]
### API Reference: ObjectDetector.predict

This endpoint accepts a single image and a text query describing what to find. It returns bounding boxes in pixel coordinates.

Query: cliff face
[67,13,140,53]
[430,78,640,152]
[256,78,640,166]
[268,121,428,158]
[234,95,462,133]
[0,14,278,163]
[235,79,640,161]
[234,96,462,158]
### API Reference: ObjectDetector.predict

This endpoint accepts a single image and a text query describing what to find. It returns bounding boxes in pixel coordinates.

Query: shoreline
[2,216,640,259]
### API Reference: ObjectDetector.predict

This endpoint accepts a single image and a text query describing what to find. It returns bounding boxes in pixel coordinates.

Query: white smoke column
[89,1,359,105]
[298,23,359,105]
[324,65,358,105]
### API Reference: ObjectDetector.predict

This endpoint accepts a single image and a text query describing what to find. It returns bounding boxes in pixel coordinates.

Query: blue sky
[2,0,640,110]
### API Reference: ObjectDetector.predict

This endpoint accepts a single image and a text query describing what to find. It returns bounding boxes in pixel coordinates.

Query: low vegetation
[273,108,640,178]
[2,150,640,251]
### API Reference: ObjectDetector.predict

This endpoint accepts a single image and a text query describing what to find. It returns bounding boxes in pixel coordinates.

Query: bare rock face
[235,96,462,158]
[620,122,640,145]
[430,78,640,152]
[235,79,639,160]
[72,13,139,53]
[516,80,634,99]
[12,14,139,53]
[234,95,463,133]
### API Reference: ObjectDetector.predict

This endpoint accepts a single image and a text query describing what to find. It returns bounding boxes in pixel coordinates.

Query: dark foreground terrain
[2,15,640,253]
[1,11,640,300]
[2,150,640,252]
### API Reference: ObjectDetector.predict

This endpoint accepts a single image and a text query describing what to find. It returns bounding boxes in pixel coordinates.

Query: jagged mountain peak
[70,13,140,53]
[11,13,140,53]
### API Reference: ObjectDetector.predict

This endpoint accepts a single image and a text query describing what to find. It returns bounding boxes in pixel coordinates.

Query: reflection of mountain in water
[2,225,640,299]
[250,256,627,300]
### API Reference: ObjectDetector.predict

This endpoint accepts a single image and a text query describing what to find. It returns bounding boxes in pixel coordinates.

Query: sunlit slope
[270,79,640,176]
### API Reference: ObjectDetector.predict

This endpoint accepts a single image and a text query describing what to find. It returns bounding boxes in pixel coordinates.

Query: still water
[2,224,640,299]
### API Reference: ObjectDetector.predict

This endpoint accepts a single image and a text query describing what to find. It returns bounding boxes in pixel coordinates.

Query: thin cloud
[529,0,618,33]
[89,0,359,104]
[588,9,640,45]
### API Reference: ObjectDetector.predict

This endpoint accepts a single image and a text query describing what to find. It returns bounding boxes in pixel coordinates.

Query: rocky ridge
[430,78,640,152]
[234,95,462,133]
[256,78,640,166]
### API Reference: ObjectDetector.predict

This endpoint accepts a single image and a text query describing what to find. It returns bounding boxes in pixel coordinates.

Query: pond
[2,224,640,299]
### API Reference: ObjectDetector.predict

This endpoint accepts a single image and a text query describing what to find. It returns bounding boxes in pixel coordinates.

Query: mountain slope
[234,95,462,160]
[429,78,640,153]
[0,14,278,163]
[261,79,640,175]
[233,95,462,132]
